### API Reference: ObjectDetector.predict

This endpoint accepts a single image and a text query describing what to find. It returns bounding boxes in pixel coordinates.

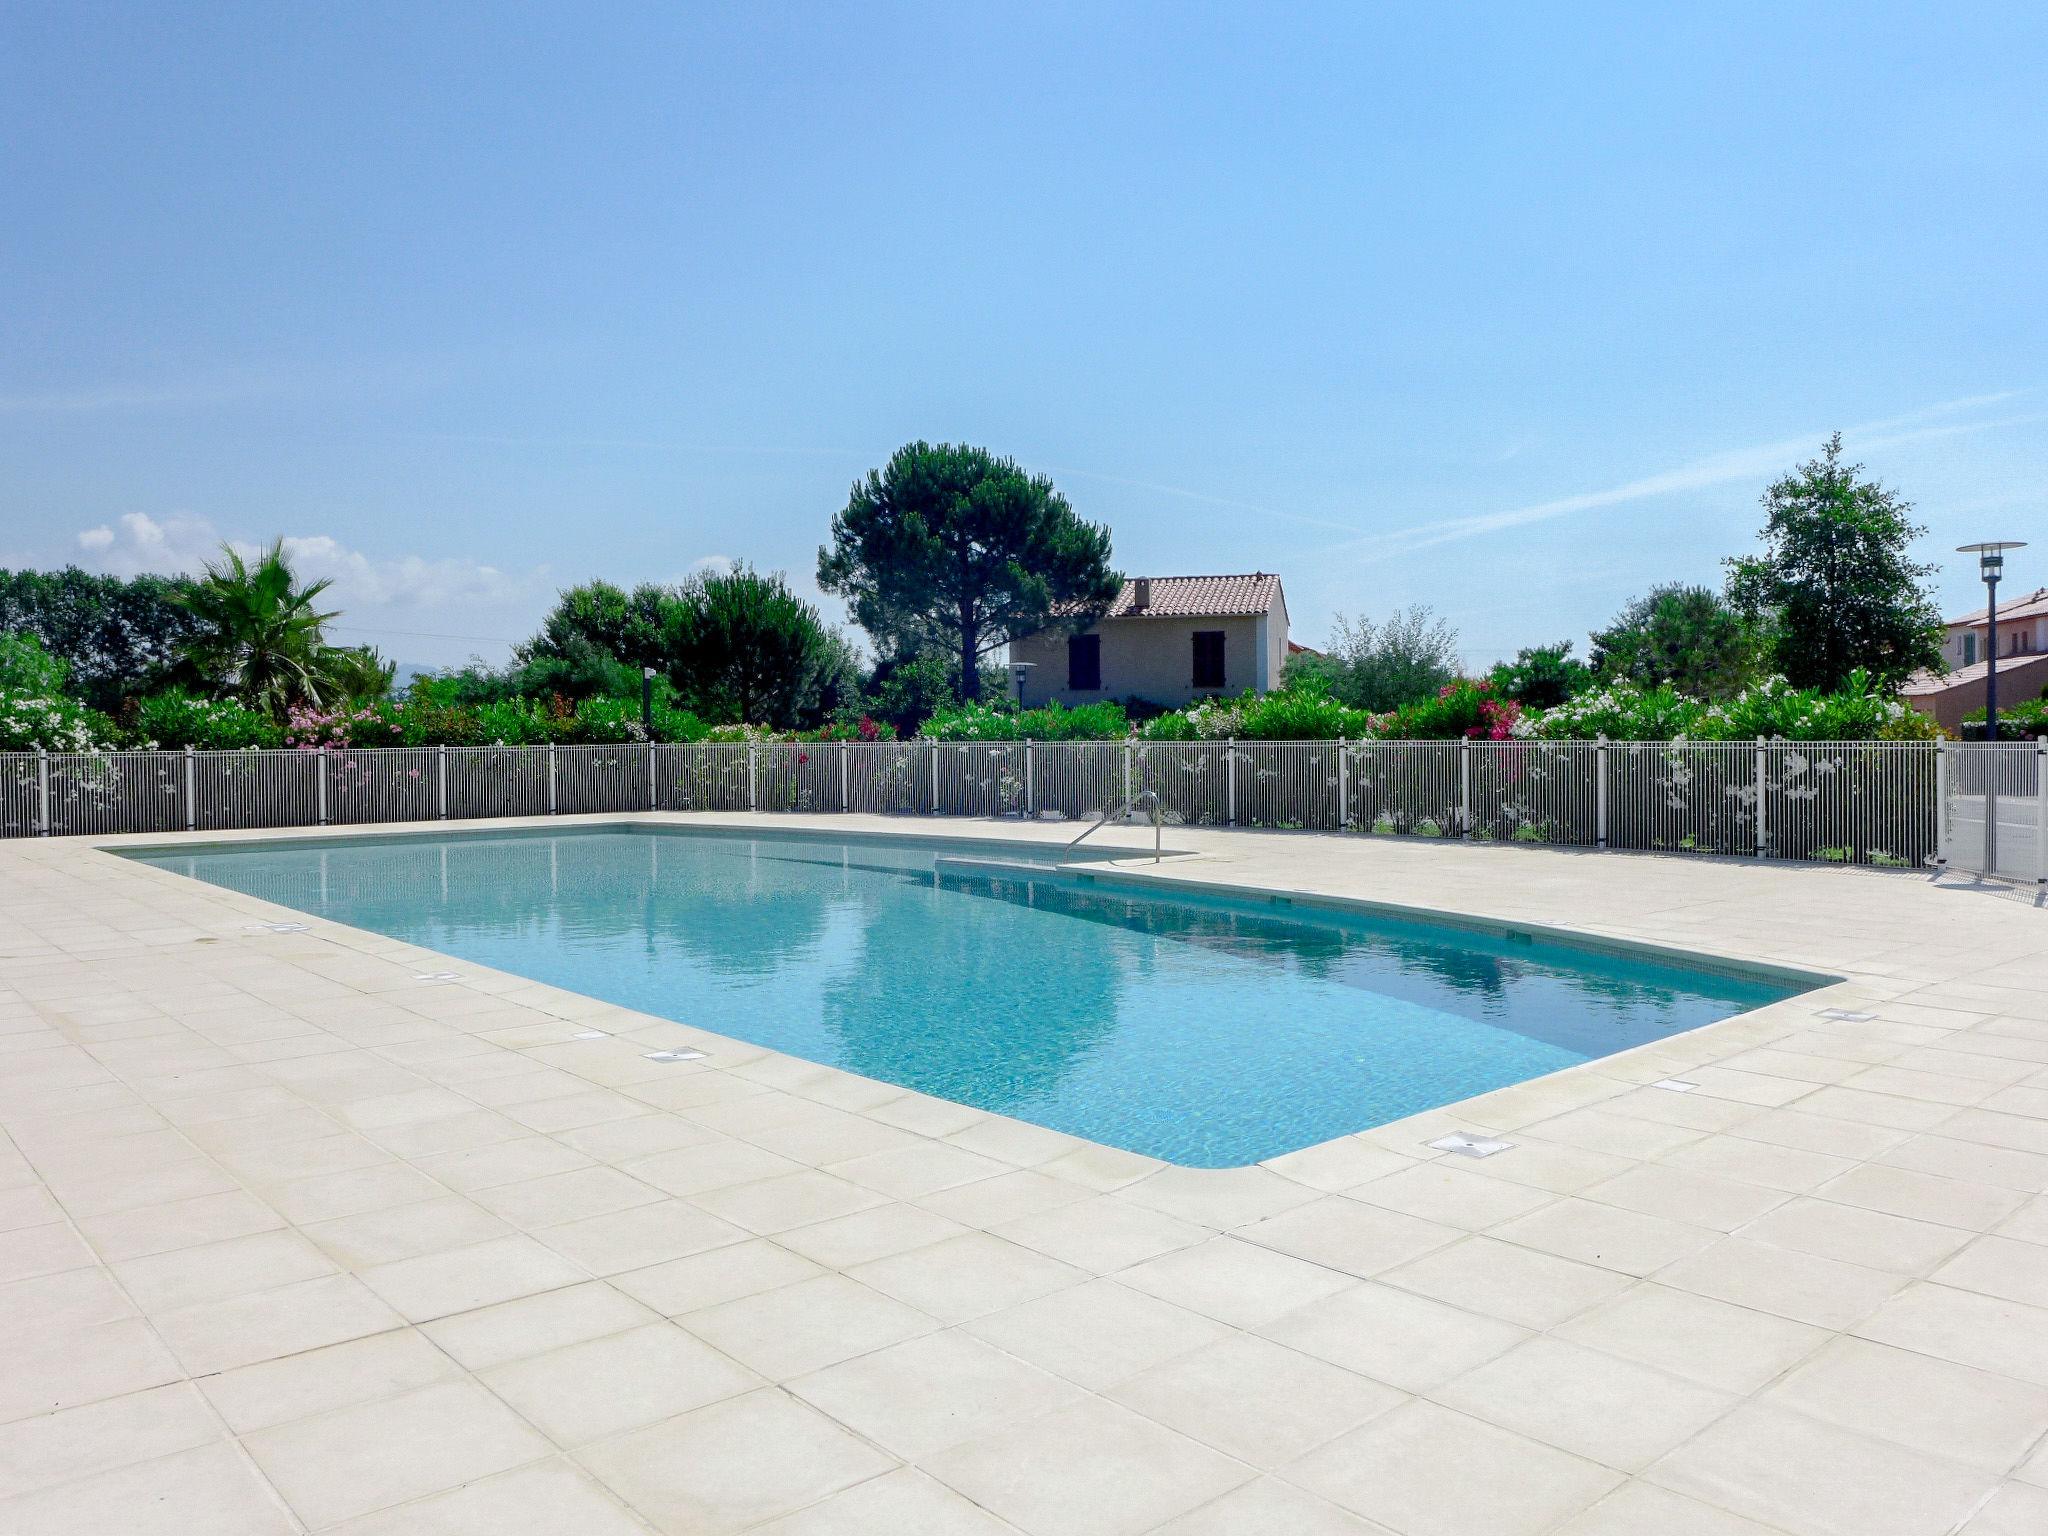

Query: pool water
[134,828,1811,1166]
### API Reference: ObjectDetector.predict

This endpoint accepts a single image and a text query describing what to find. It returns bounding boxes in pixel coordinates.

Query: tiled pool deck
[2,814,2046,1535]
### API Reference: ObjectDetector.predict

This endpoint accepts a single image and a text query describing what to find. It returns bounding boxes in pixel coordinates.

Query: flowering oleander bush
[0,689,121,752]
[921,699,1133,741]
[130,689,282,750]
[1518,669,1939,742]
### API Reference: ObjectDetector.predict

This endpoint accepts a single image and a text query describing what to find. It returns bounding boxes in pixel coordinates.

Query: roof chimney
[1131,577,1151,612]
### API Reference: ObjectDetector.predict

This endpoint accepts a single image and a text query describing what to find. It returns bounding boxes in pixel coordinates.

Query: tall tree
[0,566,202,711]
[667,564,852,727]
[818,442,1119,701]
[1289,605,1461,712]
[1724,435,1945,690]
[1489,640,1594,709]
[513,580,676,699]
[1590,584,1759,700]
[172,540,345,718]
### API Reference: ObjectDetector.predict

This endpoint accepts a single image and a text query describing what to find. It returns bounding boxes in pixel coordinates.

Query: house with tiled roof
[1901,586,2048,733]
[1008,573,1290,709]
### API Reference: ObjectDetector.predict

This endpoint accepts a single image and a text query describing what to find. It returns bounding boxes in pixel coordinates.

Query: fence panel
[1234,742,1343,830]
[0,753,39,837]
[1942,741,2045,880]
[1606,741,1756,857]
[446,747,549,819]
[324,748,439,825]
[1132,742,1229,825]
[44,751,185,836]
[194,750,320,830]
[555,745,651,815]
[1470,741,1601,846]
[1034,742,1123,820]
[1348,741,1461,836]
[845,742,930,815]
[753,744,841,813]
[658,745,753,811]
[1765,742,1937,869]
[932,743,1027,818]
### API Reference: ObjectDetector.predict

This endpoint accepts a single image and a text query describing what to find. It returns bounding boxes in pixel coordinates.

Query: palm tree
[174,540,345,718]
[323,645,397,706]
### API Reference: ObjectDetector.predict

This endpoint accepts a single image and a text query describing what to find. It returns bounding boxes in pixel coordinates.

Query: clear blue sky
[4,2,2043,670]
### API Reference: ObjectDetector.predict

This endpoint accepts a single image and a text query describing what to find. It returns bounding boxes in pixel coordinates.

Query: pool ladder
[1066,789,1163,862]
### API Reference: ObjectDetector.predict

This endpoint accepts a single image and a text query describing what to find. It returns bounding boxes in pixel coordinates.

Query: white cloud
[74,512,547,609]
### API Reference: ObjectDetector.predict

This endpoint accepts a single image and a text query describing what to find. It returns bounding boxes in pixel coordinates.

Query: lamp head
[1959,540,2026,583]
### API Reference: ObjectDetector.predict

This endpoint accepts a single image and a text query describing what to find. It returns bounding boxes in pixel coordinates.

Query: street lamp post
[1958,541,2027,875]
[641,666,656,730]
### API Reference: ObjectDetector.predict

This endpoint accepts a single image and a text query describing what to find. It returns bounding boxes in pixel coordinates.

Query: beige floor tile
[1664,1133,1858,1193]
[619,1140,804,1197]
[1117,1235,1357,1328]
[422,1279,657,1370]
[0,1381,219,1499]
[1286,1399,1621,1536]
[749,1466,1014,1534]
[1121,1165,1321,1229]
[1584,1162,1790,1232]
[154,1271,404,1374]
[1739,1196,1974,1274]
[990,1194,1208,1272]
[1876,1133,2048,1193]
[536,1199,750,1275]
[75,1188,284,1261]
[682,1273,937,1379]
[691,1170,888,1234]
[325,1457,653,1535]
[922,1395,1252,1536]
[246,1378,552,1527]
[115,1228,335,1312]
[1648,1401,1998,1536]
[1493,1196,1717,1276]
[849,1232,1085,1323]
[471,1166,663,1229]
[1237,1194,1461,1279]
[358,1234,588,1321]
[553,1112,720,1163]
[199,1326,460,1432]
[1814,1162,2030,1231]
[1763,1336,2048,1472]
[828,1141,1012,1200]
[1555,1282,1827,1393]
[1261,1281,1528,1393]
[1434,1335,1738,1472]
[1380,1233,1633,1328]
[1110,1332,1405,1467]
[609,1237,821,1315]
[918,1169,1095,1226]
[0,1441,296,1536]
[963,1276,1227,1390]
[789,1329,1079,1458]
[1550,1480,1790,1535]
[775,1202,966,1268]
[577,1387,894,1535]
[1347,1159,1557,1229]
[0,1221,99,1283]
[1455,1138,1633,1194]
[1149,1475,1392,1534]
[1657,1236,1907,1329]
[483,1321,758,1445]
[416,1135,596,1192]
[304,1195,513,1267]
[1854,1282,2048,1388]
[1933,1235,2048,1307]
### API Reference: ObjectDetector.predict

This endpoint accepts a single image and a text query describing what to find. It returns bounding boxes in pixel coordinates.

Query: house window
[1067,633,1101,691]
[1963,633,1977,666]
[1191,631,1226,689]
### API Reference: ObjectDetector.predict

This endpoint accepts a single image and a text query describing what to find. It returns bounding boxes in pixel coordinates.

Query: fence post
[1123,740,1133,814]
[547,744,558,815]
[1755,737,1768,858]
[1595,737,1608,849]
[1337,737,1348,830]
[840,741,850,813]
[648,742,657,811]
[1226,739,1237,827]
[1934,743,1950,867]
[315,748,329,825]
[930,739,940,814]
[746,745,757,813]
[1023,739,1035,819]
[35,748,49,836]
[183,746,196,832]
[2037,737,2047,884]
[1459,739,1472,839]
[437,745,448,820]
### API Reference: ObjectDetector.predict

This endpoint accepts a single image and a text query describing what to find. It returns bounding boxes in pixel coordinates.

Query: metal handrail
[1067,789,1162,862]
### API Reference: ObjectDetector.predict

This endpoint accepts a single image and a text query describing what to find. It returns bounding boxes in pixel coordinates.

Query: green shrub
[0,689,119,751]
[920,699,1130,741]
[130,689,281,750]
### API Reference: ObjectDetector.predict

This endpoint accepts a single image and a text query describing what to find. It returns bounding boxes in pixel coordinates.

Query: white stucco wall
[1010,597,1287,708]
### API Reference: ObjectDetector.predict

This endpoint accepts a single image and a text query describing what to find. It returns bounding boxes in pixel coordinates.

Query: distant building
[1009,573,1290,710]
[1901,586,2048,733]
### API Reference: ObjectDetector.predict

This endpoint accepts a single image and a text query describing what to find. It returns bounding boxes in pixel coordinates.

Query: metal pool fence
[2,738,2042,881]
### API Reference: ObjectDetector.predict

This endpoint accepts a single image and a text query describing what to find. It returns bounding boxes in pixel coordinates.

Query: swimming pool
[133,827,1814,1166]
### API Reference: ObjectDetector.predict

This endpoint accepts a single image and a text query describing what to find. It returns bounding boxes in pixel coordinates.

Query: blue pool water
[134,828,1810,1166]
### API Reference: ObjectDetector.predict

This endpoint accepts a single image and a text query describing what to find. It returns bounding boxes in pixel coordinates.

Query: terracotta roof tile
[1087,573,1282,620]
